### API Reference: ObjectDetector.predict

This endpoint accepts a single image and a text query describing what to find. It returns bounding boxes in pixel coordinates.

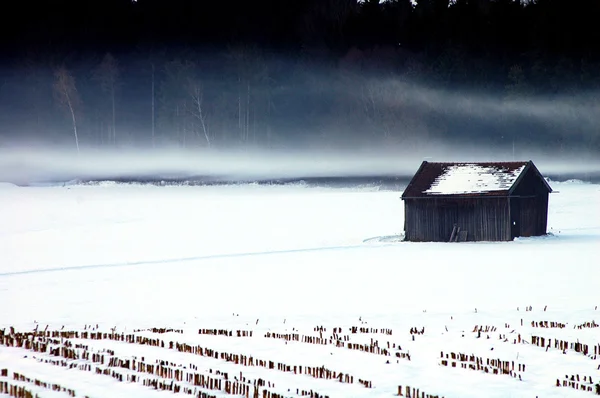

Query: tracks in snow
[0,241,398,278]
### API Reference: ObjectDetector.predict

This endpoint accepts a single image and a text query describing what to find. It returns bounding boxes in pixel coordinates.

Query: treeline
[1,0,600,154]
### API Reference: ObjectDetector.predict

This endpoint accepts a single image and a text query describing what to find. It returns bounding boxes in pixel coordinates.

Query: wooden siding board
[519,197,537,237]
[537,193,549,235]
[508,200,514,238]
[404,197,511,242]
[515,194,549,237]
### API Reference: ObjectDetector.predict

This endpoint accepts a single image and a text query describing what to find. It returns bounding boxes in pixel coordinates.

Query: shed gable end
[508,162,553,197]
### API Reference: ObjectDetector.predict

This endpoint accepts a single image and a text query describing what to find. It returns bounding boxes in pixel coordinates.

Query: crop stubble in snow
[0,181,599,397]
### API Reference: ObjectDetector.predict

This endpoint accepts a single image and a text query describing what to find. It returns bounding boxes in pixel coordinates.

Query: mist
[2,0,600,185]
[3,67,600,186]
[367,78,600,135]
[2,142,600,186]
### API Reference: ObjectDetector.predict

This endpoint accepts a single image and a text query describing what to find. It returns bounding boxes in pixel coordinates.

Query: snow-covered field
[0,180,599,397]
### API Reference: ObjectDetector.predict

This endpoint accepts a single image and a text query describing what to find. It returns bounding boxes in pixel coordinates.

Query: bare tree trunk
[267,85,272,147]
[176,104,181,146]
[238,75,243,141]
[151,62,155,147]
[93,53,120,147]
[252,104,256,144]
[111,87,116,146]
[53,66,81,153]
[246,80,250,142]
[193,87,211,147]
[66,92,80,153]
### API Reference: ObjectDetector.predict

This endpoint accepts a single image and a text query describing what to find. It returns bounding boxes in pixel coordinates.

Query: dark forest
[1,0,600,161]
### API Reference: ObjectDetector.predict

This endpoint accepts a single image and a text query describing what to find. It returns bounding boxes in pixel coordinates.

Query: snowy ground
[0,180,599,397]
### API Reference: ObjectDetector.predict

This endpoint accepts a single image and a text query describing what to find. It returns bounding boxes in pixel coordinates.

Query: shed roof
[401,161,551,198]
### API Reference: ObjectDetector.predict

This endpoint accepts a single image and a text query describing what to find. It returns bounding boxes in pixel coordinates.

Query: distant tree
[186,78,211,147]
[93,53,120,145]
[132,45,167,147]
[152,61,156,147]
[159,58,196,146]
[226,45,272,145]
[505,64,533,100]
[357,75,430,148]
[502,64,534,158]
[16,54,48,131]
[53,66,81,153]
[300,0,358,52]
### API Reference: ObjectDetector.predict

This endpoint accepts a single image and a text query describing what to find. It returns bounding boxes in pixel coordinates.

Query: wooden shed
[401,161,553,242]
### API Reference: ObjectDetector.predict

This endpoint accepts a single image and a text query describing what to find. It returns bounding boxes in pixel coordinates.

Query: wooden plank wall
[404,198,511,242]
[519,194,549,237]
[512,167,551,238]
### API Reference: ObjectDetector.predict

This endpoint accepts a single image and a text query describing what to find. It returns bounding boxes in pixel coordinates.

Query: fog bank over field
[2,0,600,187]
[1,143,600,185]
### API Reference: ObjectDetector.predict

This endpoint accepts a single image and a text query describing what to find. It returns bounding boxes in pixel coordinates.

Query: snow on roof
[423,163,526,195]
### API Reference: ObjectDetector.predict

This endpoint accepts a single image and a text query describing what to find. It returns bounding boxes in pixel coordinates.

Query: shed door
[510,198,521,239]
